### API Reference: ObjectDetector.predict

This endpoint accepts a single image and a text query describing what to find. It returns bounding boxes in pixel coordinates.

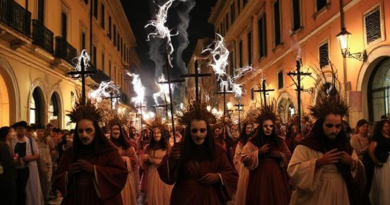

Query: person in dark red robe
[241,104,291,205]
[157,102,238,205]
[53,100,128,205]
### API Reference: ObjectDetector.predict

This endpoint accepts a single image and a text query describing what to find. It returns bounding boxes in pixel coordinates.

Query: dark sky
[120,0,217,106]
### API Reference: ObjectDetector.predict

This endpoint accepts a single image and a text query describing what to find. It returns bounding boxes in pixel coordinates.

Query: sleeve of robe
[53,149,128,201]
[287,145,324,192]
[216,147,239,200]
[93,150,128,201]
[241,142,260,170]
[233,143,243,171]
[157,152,176,185]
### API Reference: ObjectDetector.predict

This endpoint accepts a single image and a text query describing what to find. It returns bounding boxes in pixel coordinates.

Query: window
[316,0,327,12]
[229,51,235,77]
[38,0,45,23]
[100,3,105,28]
[243,0,248,7]
[49,94,59,122]
[30,88,43,125]
[258,13,267,58]
[231,3,235,25]
[113,25,116,45]
[292,0,301,31]
[278,70,284,89]
[61,12,67,40]
[247,31,252,65]
[81,31,86,50]
[108,16,112,39]
[225,14,229,31]
[319,42,329,68]
[239,40,243,67]
[237,0,241,15]
[84,0,88,4]
[93,0,98,19]
[365,7,381,45]
[273,0,282,47]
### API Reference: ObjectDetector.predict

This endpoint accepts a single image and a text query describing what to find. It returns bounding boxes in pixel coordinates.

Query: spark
[145,0,178,54]
[71,49,90,77]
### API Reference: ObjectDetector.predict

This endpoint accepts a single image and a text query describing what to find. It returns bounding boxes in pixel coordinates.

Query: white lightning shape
[89,81,121,108]
[203,34,229,81]
[145,0,178,54]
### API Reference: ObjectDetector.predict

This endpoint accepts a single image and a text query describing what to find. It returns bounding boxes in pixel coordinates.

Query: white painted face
[190,120,208,145]
[153,128,162,142]
[77,119,96,145]
[322,114,342,140]
[262,120,274,136]
[111,125,121,139]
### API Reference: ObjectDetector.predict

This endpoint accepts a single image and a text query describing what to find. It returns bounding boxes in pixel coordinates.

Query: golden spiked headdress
[255,103,277,124]
[178,101,217,125]
[67,97,103,123]
[143,116,168,132]
[309,64,349,120]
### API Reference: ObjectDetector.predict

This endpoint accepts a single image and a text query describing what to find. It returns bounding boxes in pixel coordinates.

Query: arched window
[30,88,44,125]
[49,93,59,123]
[368,57,390,121]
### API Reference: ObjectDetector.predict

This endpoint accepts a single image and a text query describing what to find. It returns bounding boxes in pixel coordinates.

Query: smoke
[174,0,196,74]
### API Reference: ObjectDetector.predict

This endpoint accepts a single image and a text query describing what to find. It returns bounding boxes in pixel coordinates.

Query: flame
[153,74,173,105]
[126,71,146,109]
[145,0,178,55]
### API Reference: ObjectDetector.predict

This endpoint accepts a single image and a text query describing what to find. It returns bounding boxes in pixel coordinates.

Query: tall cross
[103,92,121,109]
[181,60,211,102]
[135,104,146,129]
[234,103,244,130]
[68,52,95,104]
[251,79,274,106]
[215,85,234,121]
[154,104,169,119]
[287,59,311,134]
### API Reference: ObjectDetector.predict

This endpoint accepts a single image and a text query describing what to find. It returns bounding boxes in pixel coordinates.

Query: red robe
[158,143,238,205]
[53,146,128,205]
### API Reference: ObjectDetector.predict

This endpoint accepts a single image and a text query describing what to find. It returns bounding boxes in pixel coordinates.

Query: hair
[182,120,216,161]
[0,126,11,142]
[109,122,131,149]
[148,127,168,150]
[373,119,390,139]
[239,122,254,145]
[72,120,111,160]
[355,119,369,134]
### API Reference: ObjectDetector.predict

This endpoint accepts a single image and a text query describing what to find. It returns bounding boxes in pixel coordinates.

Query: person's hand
[142,154,150,162]
[13,154,19,161]
[269,150,283,159]
[339,151,353,166]
[375,162,384,168]
[258,144,270,154]
[316,149,341,168]
[73,160,94,174]
[23,155,32,162]
[242,155,252,167]
[169,146,181,161]
[68,164,81,178]
[198,173,220,185]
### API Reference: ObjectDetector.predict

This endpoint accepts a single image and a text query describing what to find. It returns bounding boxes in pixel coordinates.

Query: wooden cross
[181,60,211,102]
[251,79,274,106]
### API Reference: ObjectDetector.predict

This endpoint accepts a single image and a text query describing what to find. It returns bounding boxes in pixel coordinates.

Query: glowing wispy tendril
[153,74,173,105]
[145,0,178,54]
[203,34,229,81]
[71,49,91,78]
[89,81,121,108]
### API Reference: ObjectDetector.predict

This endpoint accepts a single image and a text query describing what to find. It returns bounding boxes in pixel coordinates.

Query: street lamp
[336,28,367,61]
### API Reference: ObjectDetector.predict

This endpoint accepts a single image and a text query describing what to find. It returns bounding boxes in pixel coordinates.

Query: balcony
[0,0,31,37]
[89,68,111,84]
[55,36,77,65]
[32,20,53,54]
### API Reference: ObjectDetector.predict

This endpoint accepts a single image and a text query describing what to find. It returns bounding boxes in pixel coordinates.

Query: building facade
[195,0,390,126]
[0,0,140,128]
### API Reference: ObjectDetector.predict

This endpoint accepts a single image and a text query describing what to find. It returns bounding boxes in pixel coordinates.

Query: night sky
[119,0,217,105]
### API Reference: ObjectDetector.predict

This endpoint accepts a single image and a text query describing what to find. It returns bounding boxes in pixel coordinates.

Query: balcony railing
[89,68,110,84]
[0,0,31,37]
[55,36,77,65]
[32,20,53,54]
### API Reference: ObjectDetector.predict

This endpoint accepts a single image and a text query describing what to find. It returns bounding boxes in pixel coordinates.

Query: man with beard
[288,84,365,205]
[53,99,128,205]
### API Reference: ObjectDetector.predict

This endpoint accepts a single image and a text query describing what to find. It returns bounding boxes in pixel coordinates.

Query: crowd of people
[1,93,390,205]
